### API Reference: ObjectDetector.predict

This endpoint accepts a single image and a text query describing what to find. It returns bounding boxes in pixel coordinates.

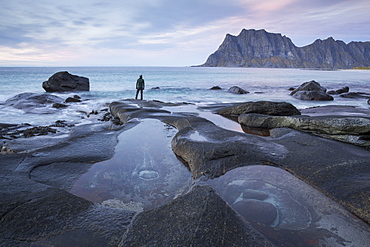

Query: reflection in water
[70,119,191,211]
[240,125,271,136]
[206,165,370,246]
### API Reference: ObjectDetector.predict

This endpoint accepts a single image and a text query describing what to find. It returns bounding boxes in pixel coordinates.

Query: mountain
[198,29,370,69]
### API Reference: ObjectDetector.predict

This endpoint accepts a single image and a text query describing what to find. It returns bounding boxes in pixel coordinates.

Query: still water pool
[70,119,192,211]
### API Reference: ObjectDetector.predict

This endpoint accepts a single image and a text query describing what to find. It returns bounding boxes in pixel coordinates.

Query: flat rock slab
[0,121,135,246]
[0,173,135,246]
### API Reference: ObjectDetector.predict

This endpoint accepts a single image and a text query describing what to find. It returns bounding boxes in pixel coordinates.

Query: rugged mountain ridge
[198,29,370,69]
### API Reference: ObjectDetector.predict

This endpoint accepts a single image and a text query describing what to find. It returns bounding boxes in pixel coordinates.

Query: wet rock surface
[1,99,370,246]
[69,119,191,211]
[4,92,64,111]
[0,121,135,246]
[120,185,274,246]
[206,165,370,246]
[109,100,370,245]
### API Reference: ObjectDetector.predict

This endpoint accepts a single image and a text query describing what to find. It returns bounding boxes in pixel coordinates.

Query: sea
[0,66,369,125]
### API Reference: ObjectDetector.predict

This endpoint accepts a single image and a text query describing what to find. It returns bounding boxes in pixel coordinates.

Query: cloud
[0,0,369,66]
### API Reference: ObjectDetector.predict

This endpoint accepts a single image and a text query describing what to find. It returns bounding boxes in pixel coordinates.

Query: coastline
[1,95,370,246]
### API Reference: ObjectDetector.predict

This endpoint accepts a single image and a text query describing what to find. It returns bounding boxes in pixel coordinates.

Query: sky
[0,0,369,67]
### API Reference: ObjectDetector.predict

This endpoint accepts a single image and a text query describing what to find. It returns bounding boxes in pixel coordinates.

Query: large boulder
[217,101,301,117]
[42,71,89,92]
[290,80,333,101]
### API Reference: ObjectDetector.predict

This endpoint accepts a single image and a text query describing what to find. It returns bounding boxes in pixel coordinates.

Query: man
[135,75,145,100]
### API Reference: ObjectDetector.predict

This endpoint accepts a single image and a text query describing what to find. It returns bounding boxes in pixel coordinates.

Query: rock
[110,101,287,179]
[328,86,350,95]
[217,101,301,117]
[52,103,68,108]
[42,71,89,92]
[168,116,287,179]
[65,96,82,103]
[238,113,370,135]
[337,86,350,94]
[290,80,334,101]
[23,126,57,138]
[269,128,370,225]
[210,86,222,90]
[368,99,370,105]
[0,124,63,139]
[0,176,134,246]
[120,185,274,247]
[233,199,277,225]
[50,120,75,128]
[1,141,16,154]
[0,117,145,246]
[340,92,370,99]
[228,86,249,94]
[109,100,370,228]
[300,105,370,117]
[5,93,64,109]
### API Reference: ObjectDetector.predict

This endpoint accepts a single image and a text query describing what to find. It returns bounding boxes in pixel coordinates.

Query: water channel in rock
[70,119,192,212]
[205,165,370,246]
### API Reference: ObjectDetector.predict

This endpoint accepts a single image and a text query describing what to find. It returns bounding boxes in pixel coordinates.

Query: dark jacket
[136,77,145,90]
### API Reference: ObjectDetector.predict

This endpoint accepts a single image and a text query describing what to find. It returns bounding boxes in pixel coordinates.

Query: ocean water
[0,66,369,125]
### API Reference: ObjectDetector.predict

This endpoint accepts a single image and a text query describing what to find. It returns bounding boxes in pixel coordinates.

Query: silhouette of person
[135,75,145,100]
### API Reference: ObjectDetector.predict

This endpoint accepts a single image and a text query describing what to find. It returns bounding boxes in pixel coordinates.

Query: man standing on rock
[135,75,145,100]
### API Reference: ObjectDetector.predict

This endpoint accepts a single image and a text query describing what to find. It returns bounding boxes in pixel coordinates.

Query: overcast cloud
[0,0,369,66]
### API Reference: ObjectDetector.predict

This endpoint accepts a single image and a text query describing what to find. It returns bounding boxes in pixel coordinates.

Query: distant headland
[196,29,370,70]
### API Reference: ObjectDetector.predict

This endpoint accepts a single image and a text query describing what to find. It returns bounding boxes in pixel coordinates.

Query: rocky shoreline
[1,71,370,247]
[1,94,369,246]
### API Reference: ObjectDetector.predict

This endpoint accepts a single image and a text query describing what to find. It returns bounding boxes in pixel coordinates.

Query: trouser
[135,89,143,100]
